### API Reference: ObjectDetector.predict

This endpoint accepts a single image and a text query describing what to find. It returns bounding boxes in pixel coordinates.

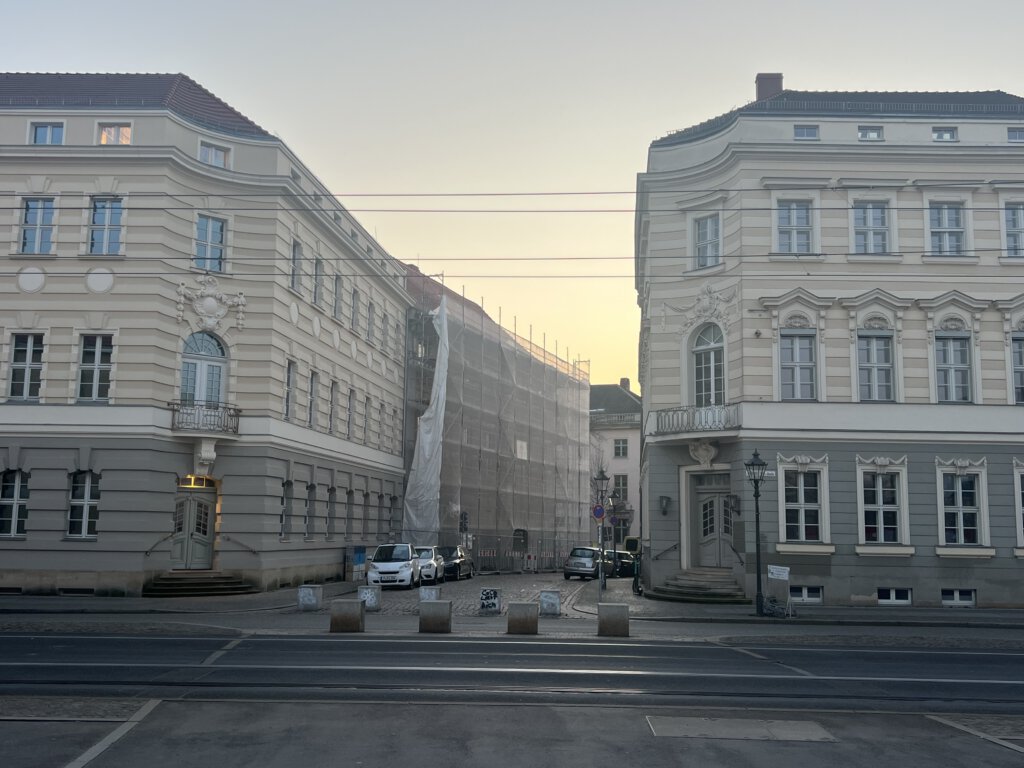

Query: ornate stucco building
[0,74,411,595]
[636,73,1024,606]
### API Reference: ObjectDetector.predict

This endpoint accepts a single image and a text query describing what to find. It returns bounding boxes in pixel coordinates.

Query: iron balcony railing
[650,404,740,435]
[169,400,240,435]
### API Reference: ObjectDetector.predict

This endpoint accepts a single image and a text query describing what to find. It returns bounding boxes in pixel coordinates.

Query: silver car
[415,546,446,584]
[563,546,601,580]
[366,543,421,589]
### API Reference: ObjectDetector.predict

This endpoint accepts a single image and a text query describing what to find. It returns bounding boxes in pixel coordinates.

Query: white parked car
[415,546,446,584]
[366,543,421,588]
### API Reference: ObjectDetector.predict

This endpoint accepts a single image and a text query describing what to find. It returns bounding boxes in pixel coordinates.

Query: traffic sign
[592,504,605,520]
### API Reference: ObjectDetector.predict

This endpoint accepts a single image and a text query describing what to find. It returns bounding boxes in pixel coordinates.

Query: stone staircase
[142,571,259,598]
[648,566,750,604]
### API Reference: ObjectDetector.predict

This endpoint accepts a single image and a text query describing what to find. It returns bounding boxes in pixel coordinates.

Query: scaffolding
[403,267,591,572]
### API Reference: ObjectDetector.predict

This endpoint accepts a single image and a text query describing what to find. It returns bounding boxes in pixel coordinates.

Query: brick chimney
[756,72,783,101]
[619,377,631,391]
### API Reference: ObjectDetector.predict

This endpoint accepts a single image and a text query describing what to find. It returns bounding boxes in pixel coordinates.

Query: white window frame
[290,240,303,292]
[195,213,227,272]
[77,334,113,402]
[67,471,100,538]
[313,257,325,307]
[87,197,123,256]
[19,198,55,254]
[199,141,230,168]
[941,588,976,607]
[1013,459,1024,553]
[771,192,821,256]
[877,587,912,606]
[8,332,45,401]
[934,333,972,403]
[1009,128,1024,143]
[1003,200,1024,258]
[780,330,817,401]
[307,370,319,429]
[932,126,958,142]
[0,469,29,537]
[328,380,338,433]
[789,585,823,604]
[927,201,967,256]
[851,200,890,254]
[29,121,64,145]
[693,323,725,407]
[367,301,376,344]
[346,387,355,439]
[1012,335,1024,405]
[97,122,132,145]
[855,456,912,554]
[613,438,628,458]
[333,275,344,320]
[793,124,819,140]
[857,125,884,141]
[693,213,721,269]
[857,331,895,402]
[775,454,834,554]
[935,458,991,552]
[351,288,361,333]
[284,360,296,421]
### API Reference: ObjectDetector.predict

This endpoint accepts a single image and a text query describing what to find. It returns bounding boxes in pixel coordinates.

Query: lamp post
[743,449,768,617]
[594,469,609,594]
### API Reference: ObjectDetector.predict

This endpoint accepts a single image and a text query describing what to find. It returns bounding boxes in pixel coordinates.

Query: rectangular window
[333,276,343,320]
[328,380,338,433]
[862,471,901,542]
[784,470,821,542]
[1009,128,1024,143]
[9,333,44,400]
[877,587,912,605]
[942,472,980,544]
[613,474,628,503]
[195,215,226,272]
[67,471,100,537]
[941,588,976,607]
[77,335,113,401]
[305,485,315,538]
[346,388,355,439]
[858,334,894,401]
[199,142,229,168]
[1013,337,1024,404]
[853,201,889,254]
[1006,204,1024,257]
[366,301,377,344]
[363,396,371,443]
[284,360,296,420]
[0,470,29,537]
[313,258,325,306]
[929,203,965,255]
[777,201,812,254]
[694,214,720,268]
[351,288,361,333]
[789,585,823,604]
[88,198,122,255]
[794,124,819,140]
[781,333,816,400]
[31,123,63,145]
[858,125,883,141]
[307,371,319,429]
[20,198,54,254]
[290,240,303,291]
[98,123,131,145]
[382,312,390,352]
[932,126,958,142]
[935,336,971,402]
[613,438,628,458]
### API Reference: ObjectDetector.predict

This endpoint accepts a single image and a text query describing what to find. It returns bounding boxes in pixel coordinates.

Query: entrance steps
[142,571,259,598]
[648,566,750,604]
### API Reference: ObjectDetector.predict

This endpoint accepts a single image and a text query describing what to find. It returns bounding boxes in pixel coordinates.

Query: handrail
[221,534,259,556]
[652,542,680,561]
[143,532,174,557]
[728,540,746,566]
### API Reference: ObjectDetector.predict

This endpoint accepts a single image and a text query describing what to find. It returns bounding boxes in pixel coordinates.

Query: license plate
[381,576,397,582]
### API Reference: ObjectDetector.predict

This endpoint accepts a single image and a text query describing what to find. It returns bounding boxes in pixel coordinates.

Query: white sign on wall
[767,565,790,581]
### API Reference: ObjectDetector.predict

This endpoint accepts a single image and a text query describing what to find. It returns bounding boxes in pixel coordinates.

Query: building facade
[636,73,1024,607]
[590,378,642,545]
[404,267,592,572]
[0,73,411,595]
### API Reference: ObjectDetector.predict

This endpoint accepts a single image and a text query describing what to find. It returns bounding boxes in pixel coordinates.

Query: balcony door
[181,332,225,406]
[172,487,215,570]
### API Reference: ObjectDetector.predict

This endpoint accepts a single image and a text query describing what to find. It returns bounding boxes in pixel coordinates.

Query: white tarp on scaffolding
[402,297,449,545]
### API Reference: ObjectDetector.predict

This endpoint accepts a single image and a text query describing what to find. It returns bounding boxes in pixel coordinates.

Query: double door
[171,490,215,569]
[697,492,737,568]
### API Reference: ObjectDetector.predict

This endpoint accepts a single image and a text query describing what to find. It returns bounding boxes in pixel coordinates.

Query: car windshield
[569,548,596,558]
[373,544,412,563]
[415,548,433,559]
[438,547,458,559]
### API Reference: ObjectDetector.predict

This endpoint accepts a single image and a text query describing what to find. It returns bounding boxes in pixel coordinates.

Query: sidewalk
[2,574,1024,632]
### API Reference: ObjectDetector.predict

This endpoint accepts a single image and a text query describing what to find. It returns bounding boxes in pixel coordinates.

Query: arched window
[693,324,724,407]
[181,332,226,406]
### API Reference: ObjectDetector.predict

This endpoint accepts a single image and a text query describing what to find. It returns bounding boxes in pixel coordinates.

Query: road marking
[62,698,161,768]
[647,715,837,742]
[723,644,816,677]
[927,715,1024,755]
[201,636,246,666]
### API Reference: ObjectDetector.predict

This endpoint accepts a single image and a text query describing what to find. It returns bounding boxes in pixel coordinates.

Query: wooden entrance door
[171,490,215,569]
[697,492,735,567]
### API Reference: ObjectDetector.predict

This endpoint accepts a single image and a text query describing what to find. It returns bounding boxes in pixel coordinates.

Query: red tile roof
[0,73,272,139]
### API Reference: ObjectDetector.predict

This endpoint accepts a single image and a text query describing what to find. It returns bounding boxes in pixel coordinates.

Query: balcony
[648,404,740,436]
[590,412,642,427]
[169,401,240,435]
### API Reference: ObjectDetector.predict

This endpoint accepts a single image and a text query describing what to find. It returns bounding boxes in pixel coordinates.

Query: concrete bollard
[539,589,561,616]
[358,584,382,612]
[297,584,323,612]
[419,585,442,602]
[507,602,539,635]
[329,598,365,633]
[598,602,629,637]
[479,587,502,615]
[419,600,452,633]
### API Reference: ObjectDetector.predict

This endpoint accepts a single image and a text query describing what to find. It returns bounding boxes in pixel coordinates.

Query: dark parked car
[438,545,474,580]
[605,550,637,578]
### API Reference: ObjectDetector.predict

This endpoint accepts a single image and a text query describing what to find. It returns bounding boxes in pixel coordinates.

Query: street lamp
[743,449,768,617]
[594,469,609,594]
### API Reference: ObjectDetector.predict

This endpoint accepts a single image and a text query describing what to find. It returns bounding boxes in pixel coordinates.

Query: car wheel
[564,573,570,580]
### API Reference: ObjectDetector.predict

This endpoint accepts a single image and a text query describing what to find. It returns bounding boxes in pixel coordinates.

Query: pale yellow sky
[6,0,1023,388]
